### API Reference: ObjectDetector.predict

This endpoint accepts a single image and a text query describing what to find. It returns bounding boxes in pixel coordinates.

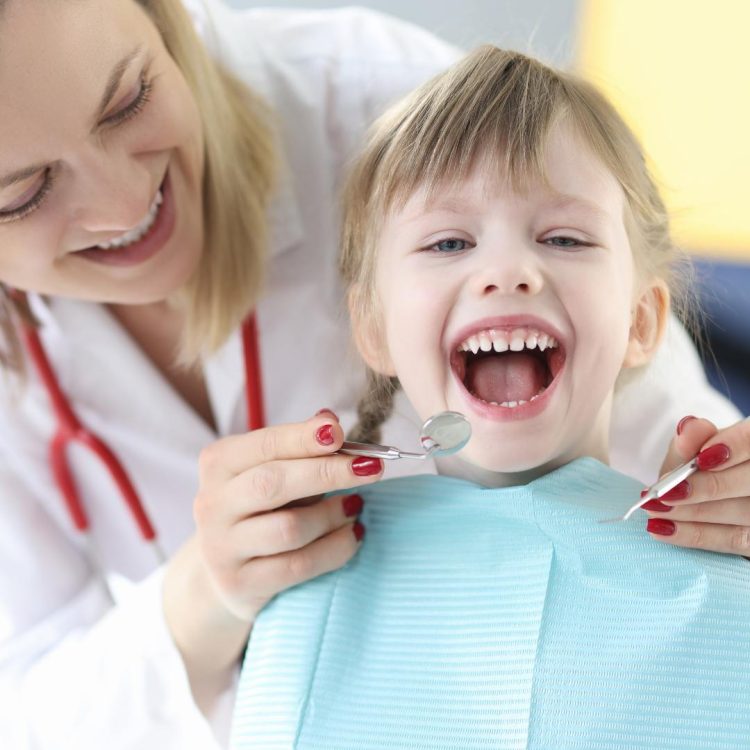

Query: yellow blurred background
[577,0,750,260]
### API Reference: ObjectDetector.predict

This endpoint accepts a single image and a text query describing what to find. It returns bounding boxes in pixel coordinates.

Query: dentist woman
[0,1,745,748]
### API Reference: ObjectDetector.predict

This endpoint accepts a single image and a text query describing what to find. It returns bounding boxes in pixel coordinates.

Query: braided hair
[347,370,399,444]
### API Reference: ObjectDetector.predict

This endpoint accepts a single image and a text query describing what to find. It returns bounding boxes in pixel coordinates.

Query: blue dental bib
[231,458,750,749]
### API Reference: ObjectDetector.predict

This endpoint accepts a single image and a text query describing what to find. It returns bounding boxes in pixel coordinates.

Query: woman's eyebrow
[94,44,143,122]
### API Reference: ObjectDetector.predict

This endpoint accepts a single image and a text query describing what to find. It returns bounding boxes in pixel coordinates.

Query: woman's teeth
[457,328,558,355]
[96,189,163,250]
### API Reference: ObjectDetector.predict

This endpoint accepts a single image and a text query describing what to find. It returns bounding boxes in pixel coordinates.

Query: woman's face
[0,0,205,304]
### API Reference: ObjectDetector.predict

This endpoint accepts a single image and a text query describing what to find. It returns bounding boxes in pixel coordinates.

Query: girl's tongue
[465,352,547,403]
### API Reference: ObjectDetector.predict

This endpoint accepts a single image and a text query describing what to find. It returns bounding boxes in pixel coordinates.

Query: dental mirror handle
[339,441,428,461]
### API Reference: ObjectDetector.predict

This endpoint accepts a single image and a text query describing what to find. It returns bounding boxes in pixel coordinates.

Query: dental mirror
[340,410,471,461]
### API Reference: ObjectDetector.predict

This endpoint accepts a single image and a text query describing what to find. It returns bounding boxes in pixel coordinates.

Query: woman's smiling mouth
[72,169,175,268]
[450,318,567,418]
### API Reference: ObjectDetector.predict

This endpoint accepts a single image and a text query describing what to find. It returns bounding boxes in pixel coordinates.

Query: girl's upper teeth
[96,189,163,250]
[457,328,558,355]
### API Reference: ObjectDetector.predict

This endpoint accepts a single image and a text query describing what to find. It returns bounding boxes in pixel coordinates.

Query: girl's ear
[348,285,397,377]
[623,279,670,368]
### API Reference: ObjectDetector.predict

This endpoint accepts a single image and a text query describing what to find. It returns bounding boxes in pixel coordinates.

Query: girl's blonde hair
[0,0,276,369]
[340,45,688,441]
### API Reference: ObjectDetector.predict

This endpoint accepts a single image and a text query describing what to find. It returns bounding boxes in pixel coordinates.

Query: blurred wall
[223,0,579,65]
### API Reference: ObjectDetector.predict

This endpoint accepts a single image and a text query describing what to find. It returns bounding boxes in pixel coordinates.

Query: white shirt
[0,2,741,749]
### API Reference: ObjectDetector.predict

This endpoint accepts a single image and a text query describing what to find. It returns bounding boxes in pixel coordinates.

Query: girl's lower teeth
[487,389,545,408]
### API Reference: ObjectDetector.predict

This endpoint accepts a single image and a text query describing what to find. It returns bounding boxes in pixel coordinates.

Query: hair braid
[348,370,399,444]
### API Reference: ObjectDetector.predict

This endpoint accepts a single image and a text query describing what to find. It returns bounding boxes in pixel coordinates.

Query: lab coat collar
[22,297,212,465]
[29,293,251,441]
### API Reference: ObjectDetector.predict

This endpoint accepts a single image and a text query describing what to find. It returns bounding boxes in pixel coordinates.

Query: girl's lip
[448,314,568,422]
[72,170,175,268]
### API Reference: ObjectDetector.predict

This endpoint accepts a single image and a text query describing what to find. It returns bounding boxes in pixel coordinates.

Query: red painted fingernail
[660,480,691,501]
[316,424,335,446]
[646,518,676,536]
[351,457,383,477]
[696,443,730,471]
[342,494,364,517]
[676,415,696,435]
[316,408,339,421]
[641,499,672,512]
[640,489,649,498]
[353,521,366,541]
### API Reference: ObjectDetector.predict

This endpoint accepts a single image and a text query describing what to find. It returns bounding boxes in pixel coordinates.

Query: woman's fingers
[223,454,383,518]
[658,416,718,475]
[646,416,750,555]
[645,495,750,526]
[645,516,750,557]
[230,522,365,616]
[654,460,750,508]
[198,411,345,484]
[228,493,364,559]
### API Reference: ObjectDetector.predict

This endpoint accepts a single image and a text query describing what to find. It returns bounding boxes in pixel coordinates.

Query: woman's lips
[73,170,175,267]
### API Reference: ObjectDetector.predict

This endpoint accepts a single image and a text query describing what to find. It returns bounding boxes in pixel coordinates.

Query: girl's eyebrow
[545,193,611,222]
[0,45,144,189]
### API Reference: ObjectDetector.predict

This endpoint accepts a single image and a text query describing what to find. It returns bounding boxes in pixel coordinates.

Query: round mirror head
[419,411,472,457]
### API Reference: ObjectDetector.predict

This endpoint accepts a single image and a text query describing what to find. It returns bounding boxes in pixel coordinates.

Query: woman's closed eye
[101,73,154,128]
[0,169,55,224]
[0,71,155,224]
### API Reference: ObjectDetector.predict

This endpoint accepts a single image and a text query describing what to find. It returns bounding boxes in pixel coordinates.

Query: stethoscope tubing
[16,291,263,566]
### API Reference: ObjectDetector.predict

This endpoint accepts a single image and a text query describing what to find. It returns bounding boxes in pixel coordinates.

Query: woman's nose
[69,153,154,234]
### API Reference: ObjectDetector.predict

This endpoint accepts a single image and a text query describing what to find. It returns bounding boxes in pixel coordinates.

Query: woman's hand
[643,415,750,555]
[163,409,382,713]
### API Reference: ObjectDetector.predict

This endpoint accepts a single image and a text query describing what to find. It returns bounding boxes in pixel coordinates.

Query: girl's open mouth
[450,324,566,412]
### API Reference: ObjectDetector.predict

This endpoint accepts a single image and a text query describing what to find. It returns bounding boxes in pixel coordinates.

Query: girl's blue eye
[545,236,589,249]
[430,238,470,253]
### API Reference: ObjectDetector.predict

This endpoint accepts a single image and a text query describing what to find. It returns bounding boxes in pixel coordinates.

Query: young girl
[230,46,750,749]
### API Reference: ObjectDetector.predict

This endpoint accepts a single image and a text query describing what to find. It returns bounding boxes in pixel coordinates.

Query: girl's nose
[472,246,544,298]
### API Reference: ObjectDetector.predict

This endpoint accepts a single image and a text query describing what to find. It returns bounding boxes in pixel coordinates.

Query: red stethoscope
[14,291,265,564]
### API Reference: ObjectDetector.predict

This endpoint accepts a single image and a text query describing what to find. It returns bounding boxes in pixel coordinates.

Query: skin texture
[0,1,383,717]
[358,125,667,488]
[0,0,205,303]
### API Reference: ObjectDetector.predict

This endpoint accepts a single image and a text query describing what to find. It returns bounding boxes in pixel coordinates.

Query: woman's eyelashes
[0,71,156,223]
[101,73,154,128]
[0,169,56,224]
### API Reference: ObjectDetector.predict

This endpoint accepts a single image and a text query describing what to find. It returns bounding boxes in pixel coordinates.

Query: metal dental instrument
[339,411,472,461]
[599,456,700,524]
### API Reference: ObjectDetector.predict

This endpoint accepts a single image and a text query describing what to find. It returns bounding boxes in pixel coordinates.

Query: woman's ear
[348,285,397,376]
[623,279,670,368]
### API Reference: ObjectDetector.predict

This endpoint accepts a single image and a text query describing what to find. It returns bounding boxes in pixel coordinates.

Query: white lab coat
[0,2,741,749]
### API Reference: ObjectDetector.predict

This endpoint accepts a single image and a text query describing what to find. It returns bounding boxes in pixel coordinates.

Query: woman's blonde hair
[0,0,276,369]
[340,45,689,441]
